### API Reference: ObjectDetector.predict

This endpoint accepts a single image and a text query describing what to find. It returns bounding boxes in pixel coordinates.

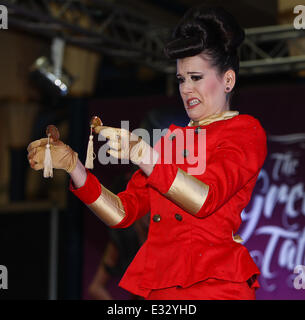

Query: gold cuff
[87,185,126,226]
[164,168,209,215]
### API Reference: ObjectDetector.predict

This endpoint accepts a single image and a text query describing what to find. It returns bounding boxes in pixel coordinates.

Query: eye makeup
[176,72,204,84]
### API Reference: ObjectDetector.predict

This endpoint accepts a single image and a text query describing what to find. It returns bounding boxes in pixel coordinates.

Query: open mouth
[186,98,201,109]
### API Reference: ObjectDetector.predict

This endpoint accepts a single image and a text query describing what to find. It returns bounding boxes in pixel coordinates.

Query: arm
[69,167,150,228]
[145,117,267,218]
[27,136,150,228]
[93,119,265,220]
[69,159,87,188]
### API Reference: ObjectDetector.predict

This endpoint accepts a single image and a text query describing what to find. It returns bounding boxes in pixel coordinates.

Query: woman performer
[27,6,267,299]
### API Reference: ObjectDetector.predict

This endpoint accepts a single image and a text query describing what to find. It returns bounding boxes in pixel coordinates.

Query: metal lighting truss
[240,24,305,76]
[1,0,305,76]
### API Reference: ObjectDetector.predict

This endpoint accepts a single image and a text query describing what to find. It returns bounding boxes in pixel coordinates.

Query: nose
[180,79,194,95]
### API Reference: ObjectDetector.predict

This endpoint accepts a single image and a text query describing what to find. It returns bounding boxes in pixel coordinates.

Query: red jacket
[71,114,267,298]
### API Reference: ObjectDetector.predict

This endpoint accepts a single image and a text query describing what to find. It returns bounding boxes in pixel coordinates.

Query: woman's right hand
[27,138,78,173]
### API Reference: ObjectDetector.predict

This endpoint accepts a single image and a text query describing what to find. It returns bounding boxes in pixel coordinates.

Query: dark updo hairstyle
[164,6,245,80]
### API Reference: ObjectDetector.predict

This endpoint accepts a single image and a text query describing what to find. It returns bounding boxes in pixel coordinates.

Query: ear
[223,69,236,92]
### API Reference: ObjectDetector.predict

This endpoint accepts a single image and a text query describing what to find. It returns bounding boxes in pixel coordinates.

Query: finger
[27,138,48,152]
[100,127,121,140]
[107,149,120,159]
[32,162,44,171]
[27,137,65,152]
[93,125,107,134]
[27,148,37,161]
[28,145,45,158]
[29,158,36,168]
[32,149,44,164]
[28,157,43,171]
[50,139,65,147]
[107,140,121,151]
[100,127,116,139]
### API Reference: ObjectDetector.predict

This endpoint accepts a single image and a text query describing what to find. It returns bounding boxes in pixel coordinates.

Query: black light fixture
[30,38,73,96]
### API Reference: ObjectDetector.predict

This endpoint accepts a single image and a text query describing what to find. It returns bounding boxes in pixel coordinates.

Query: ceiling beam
[1,0,304,76]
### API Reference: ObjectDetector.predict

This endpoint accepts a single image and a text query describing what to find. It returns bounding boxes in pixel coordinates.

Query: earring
[226,87,231,92]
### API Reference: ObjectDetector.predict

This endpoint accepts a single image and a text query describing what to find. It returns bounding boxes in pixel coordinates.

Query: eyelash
[176,75,203,84]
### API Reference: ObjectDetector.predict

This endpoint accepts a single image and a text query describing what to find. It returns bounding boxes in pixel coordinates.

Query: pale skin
[69,53,236,187]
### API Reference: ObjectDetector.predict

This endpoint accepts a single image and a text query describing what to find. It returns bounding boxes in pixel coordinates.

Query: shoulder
[227,113,263,127]
[222,114,267,163]
[224,114,266,140]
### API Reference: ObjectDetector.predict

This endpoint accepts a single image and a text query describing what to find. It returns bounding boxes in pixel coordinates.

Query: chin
[187,111,204,122]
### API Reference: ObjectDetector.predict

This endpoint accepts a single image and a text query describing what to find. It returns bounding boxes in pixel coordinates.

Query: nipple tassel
[43,134,53,178]
[85,125,95,169]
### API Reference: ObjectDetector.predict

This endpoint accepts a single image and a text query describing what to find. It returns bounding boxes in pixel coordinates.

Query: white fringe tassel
[85,127,95,169]
[43,135,53,178]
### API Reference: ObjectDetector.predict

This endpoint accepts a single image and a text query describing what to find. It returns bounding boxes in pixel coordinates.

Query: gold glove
[96,126,159,165]
[27,138,78,173]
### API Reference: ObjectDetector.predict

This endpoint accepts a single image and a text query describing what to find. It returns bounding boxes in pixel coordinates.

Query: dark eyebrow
[187,72,203,75]
[176,72,203,77]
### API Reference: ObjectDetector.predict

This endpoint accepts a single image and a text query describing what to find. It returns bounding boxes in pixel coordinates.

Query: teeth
[189,99,200,106]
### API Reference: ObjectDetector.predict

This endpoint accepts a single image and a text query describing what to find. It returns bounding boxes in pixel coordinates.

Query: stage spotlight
[30,38,73,96]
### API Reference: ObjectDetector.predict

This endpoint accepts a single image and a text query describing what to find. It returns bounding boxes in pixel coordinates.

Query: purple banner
[240,133,305,299]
